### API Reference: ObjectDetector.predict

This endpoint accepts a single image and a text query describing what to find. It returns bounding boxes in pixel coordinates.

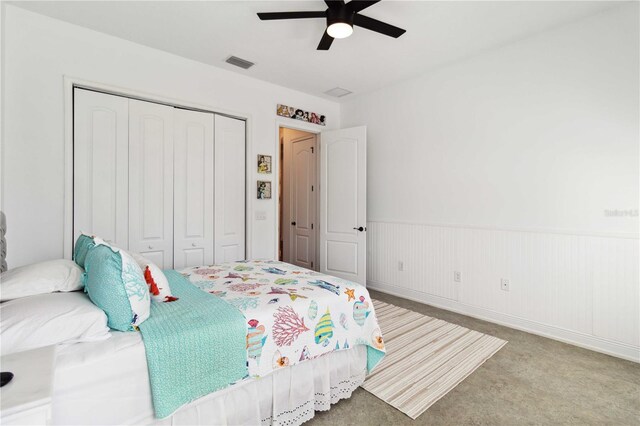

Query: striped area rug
[362,300,507,419]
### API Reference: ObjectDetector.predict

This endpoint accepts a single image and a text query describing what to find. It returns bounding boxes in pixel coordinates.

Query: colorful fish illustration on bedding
[224,272,253,282]
[308,300,318,320]
[234,265,254,272]
[246,319,267,362]
[314,309,334,347]
[209,290,227,298]
[268,298,280,304]
[263,267,287,275]
[193,268,223,276]
[307,280,340,295]
[267,287,307,301]
[274,278,298,286]
[353,296,371,326]
[339,312,348,330]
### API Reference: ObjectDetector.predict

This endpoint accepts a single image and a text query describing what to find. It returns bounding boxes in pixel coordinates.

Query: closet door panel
[73,89,129,248]
[129,99,174,268]
[173,109,214,268]
[214,115,246,262]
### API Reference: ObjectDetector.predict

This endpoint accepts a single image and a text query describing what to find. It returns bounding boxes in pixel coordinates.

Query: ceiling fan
[257,0,406,50]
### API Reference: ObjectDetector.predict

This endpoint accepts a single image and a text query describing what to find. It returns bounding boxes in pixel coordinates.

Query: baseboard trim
[367,280,640,363]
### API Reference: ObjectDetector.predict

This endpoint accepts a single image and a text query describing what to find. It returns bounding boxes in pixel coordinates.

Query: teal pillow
[74,234,96,269]
[84,244,150,331]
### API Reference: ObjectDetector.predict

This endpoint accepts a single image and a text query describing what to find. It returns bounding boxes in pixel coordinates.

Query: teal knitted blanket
[138,270,248,419]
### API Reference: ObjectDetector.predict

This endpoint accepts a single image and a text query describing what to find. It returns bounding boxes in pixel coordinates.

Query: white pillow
[0,292,111,355]
[0,259,84,302]
[130,253,178,303]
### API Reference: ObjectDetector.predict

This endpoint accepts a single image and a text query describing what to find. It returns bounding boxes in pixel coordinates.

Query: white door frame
[274,120,321,268]
[63,76,253,260]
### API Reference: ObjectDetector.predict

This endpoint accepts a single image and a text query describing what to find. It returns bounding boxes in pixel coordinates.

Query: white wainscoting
[366,221,640,362]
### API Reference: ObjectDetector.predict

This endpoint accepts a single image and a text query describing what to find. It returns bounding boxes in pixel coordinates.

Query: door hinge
[311,185,314,192]
[311,223,314,230]
[280,144,284,159]
[311,147,314,154]
[311,261,314,268]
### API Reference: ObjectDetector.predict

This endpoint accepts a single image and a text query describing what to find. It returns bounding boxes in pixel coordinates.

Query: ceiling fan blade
[257,11,326,20]
[353,14,406,38]
[325,0,345,10]
[317,30,335,50]
[347,0,381,13]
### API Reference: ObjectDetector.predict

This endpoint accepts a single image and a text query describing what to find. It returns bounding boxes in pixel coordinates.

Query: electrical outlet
[501,278,510,291]
[398,261,404,272]
[454,271,462,282]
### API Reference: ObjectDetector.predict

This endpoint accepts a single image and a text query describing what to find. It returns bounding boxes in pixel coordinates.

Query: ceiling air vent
[225,56,255,70]
[324,87,352,98]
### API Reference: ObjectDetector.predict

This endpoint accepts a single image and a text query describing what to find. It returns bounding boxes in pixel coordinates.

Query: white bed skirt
[53,332,366,426]
[155,345,366,426]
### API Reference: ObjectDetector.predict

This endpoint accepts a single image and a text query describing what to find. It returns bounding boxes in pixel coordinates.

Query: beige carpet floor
[362,300,507,419]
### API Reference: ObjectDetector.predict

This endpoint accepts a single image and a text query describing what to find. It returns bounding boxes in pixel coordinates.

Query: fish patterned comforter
[180,260,386,378]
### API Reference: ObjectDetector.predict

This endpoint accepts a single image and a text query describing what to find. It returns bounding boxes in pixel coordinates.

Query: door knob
[148,245,153,250]
[291,221,296,226]
[191,243,196,247]
[353,226,365,232]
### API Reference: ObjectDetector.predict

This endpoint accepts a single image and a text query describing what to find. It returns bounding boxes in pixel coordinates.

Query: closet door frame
[63,77,251,260]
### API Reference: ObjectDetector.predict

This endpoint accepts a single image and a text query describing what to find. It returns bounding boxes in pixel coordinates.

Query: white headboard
[1,211,7,272]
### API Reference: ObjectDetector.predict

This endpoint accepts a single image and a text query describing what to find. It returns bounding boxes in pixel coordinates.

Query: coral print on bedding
[181,260,385,377]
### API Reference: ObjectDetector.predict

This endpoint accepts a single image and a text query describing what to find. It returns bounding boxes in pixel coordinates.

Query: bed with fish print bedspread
[180,260,386,379]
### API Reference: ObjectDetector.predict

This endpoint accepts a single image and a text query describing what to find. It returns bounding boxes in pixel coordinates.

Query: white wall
[342,4,640,360]
[1,5,340,268]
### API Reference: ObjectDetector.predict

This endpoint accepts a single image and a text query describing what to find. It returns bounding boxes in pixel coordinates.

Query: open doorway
[279,127,319,270]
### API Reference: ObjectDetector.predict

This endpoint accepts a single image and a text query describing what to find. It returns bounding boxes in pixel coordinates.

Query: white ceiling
[9,0,621,101]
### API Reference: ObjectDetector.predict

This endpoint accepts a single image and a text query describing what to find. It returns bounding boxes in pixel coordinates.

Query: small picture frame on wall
[257,181,272,200]
[257,155,272,174]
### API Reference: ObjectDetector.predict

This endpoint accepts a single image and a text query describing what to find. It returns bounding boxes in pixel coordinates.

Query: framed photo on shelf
[257,181,272,199]
[257,154,272,174]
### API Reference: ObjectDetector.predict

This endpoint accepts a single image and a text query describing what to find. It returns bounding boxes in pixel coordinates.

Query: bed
[53,331,369,425]
[0,234,385,426]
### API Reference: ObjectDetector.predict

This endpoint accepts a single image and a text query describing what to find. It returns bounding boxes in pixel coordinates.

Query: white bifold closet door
[74,88,246,268]
[73,89,129,249]
[128,99,175,269]
[214,115,246,262]
[173,108,215,269]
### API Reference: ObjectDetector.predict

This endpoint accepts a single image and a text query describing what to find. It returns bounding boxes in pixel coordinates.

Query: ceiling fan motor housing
[327,6,354,28]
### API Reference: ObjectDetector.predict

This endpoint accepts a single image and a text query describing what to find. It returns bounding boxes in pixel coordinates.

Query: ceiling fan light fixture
[327,22,353,39]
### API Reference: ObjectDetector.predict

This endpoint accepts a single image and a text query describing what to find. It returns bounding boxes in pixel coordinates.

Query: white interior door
[73,89,129,248]
[319,126,367,285]
[128,99,174,268]
[214,114,246,262]
[283,135,317,270]
[173,108,214,269]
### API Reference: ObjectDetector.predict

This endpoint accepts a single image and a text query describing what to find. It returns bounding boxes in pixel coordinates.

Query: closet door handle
[291,221,296,226]
[148,245,153,250]
[353,226,365,232]
[191,243,196,247]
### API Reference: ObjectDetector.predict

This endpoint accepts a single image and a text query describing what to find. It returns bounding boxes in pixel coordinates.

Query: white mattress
[52,332,367,425]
